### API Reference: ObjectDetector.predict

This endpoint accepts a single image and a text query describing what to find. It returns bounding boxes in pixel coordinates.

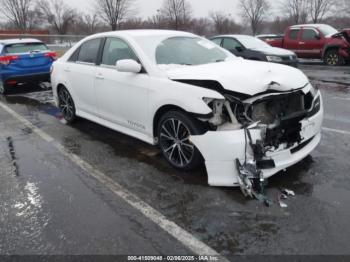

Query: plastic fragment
[279,200,288,208]
[278,193,289,208]
[282,189,295,197]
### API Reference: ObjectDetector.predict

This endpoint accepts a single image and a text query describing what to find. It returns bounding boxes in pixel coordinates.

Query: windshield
[236,36,271,49]
[318,25,338,36]
[5,43,48,54]
[135,36,234,66]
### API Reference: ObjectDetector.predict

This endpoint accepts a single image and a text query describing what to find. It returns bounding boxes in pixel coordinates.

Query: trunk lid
[11,52,53,68]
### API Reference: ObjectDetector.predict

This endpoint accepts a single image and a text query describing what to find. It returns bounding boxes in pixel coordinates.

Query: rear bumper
[2,73,50,85]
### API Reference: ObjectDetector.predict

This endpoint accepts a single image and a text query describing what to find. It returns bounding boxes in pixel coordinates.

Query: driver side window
[101,38,138,66]
[302,29,319,40]
[223,38,243,51]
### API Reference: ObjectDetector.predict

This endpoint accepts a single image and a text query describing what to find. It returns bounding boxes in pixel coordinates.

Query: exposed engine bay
[197,83,322,200]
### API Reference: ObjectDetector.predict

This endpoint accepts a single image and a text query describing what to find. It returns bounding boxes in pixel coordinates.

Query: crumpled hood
[251,46,295,56]
[165,60,309,96]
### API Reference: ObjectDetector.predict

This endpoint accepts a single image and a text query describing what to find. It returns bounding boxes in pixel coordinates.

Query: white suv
[51,30,323,192]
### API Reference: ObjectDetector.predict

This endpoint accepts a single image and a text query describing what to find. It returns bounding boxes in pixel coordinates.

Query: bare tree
[209,11,242,35]
[210,11,229,34]
[27,8,45,30]
[38,0,76,35]
[308,0,335,23]
[95,0,136,30]
[81,14,101,34]
[189,18,212,36]
[161,0,192,30]
[239,0,270,35]
[281,0,308,24]
[0,0,33,32]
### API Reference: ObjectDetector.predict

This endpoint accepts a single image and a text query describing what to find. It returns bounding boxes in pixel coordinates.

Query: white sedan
[51,30,323,195]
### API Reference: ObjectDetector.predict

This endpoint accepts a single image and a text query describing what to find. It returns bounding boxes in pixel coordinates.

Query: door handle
[299,42,305,45]
[64,68,71,72]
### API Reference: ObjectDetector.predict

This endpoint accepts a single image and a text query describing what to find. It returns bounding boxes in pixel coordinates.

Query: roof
[0,38,43,45]
[90,29,195,39]
[211,34,255,39]
[290,24,329,29]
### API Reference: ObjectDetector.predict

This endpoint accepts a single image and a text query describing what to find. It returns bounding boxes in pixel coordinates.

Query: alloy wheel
[326,53,339,66]
[58,88,75,121]
[159,118,195,168]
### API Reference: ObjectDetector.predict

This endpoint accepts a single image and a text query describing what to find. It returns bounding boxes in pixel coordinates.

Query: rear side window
[302,29,318,40]
[211,38,222,46]
[101,38,138,66]
[77,38,102,64]
[223,38,243,50]
[288,29,300,40]
[4,43,48,54]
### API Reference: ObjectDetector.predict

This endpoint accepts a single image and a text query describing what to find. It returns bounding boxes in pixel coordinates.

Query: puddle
[6,137,19,177]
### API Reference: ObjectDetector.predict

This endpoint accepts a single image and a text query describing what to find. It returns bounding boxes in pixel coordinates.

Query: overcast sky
[65,0,243,19]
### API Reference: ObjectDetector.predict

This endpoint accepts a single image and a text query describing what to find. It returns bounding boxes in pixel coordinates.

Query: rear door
[64,38,103,116]
[299,28,324,58]
[3,42,54,73]
[284,29,301,55]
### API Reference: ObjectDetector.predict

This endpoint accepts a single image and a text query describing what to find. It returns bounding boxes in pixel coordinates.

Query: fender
[322,44,342,58]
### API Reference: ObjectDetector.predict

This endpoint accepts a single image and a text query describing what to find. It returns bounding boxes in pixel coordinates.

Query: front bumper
[191,93,324,187]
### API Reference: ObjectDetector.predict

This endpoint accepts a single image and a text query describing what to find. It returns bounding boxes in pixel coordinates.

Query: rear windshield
[4,43,48,54]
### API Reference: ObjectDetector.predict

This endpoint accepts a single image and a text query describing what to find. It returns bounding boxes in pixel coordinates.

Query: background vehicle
[211,35,298,67]
[256,34,284,42]
[0,38,56,94]
[266,24,350,66]
[51,30,323,190]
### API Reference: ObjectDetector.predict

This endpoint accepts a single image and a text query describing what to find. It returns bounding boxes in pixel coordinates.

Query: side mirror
[235,46,243,52]
[315,34,321,40]
[116,59,142,73]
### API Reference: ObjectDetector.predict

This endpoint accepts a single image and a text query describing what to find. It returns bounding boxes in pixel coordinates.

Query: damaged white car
[51,30,323,195]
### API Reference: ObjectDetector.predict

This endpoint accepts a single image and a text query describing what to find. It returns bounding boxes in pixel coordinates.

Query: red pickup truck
[267,24,350,66]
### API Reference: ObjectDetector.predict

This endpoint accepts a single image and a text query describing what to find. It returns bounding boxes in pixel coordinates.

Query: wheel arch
[322,44,341,58]
[152,104,211,140]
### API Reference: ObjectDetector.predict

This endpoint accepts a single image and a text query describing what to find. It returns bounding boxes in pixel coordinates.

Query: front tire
[157,111,206,171]
[324,49,344,66]
[58,87,77,124]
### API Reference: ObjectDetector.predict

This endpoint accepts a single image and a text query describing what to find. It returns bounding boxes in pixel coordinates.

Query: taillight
[45,52,57,60]
[0,55,18,65]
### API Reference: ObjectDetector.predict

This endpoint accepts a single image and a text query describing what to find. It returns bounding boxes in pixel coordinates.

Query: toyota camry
[51,30,323,195]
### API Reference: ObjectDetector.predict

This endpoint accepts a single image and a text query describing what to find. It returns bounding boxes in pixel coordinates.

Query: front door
[299,28,324,59]
[94,37,150,134]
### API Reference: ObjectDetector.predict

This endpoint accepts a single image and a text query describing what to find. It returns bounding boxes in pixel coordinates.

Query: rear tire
[0,80,7,95]
[58,86,77,124]
[157,110,206,171]
[324,49,344,66]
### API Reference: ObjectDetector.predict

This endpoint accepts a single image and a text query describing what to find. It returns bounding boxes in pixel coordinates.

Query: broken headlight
[202,97,242,129]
